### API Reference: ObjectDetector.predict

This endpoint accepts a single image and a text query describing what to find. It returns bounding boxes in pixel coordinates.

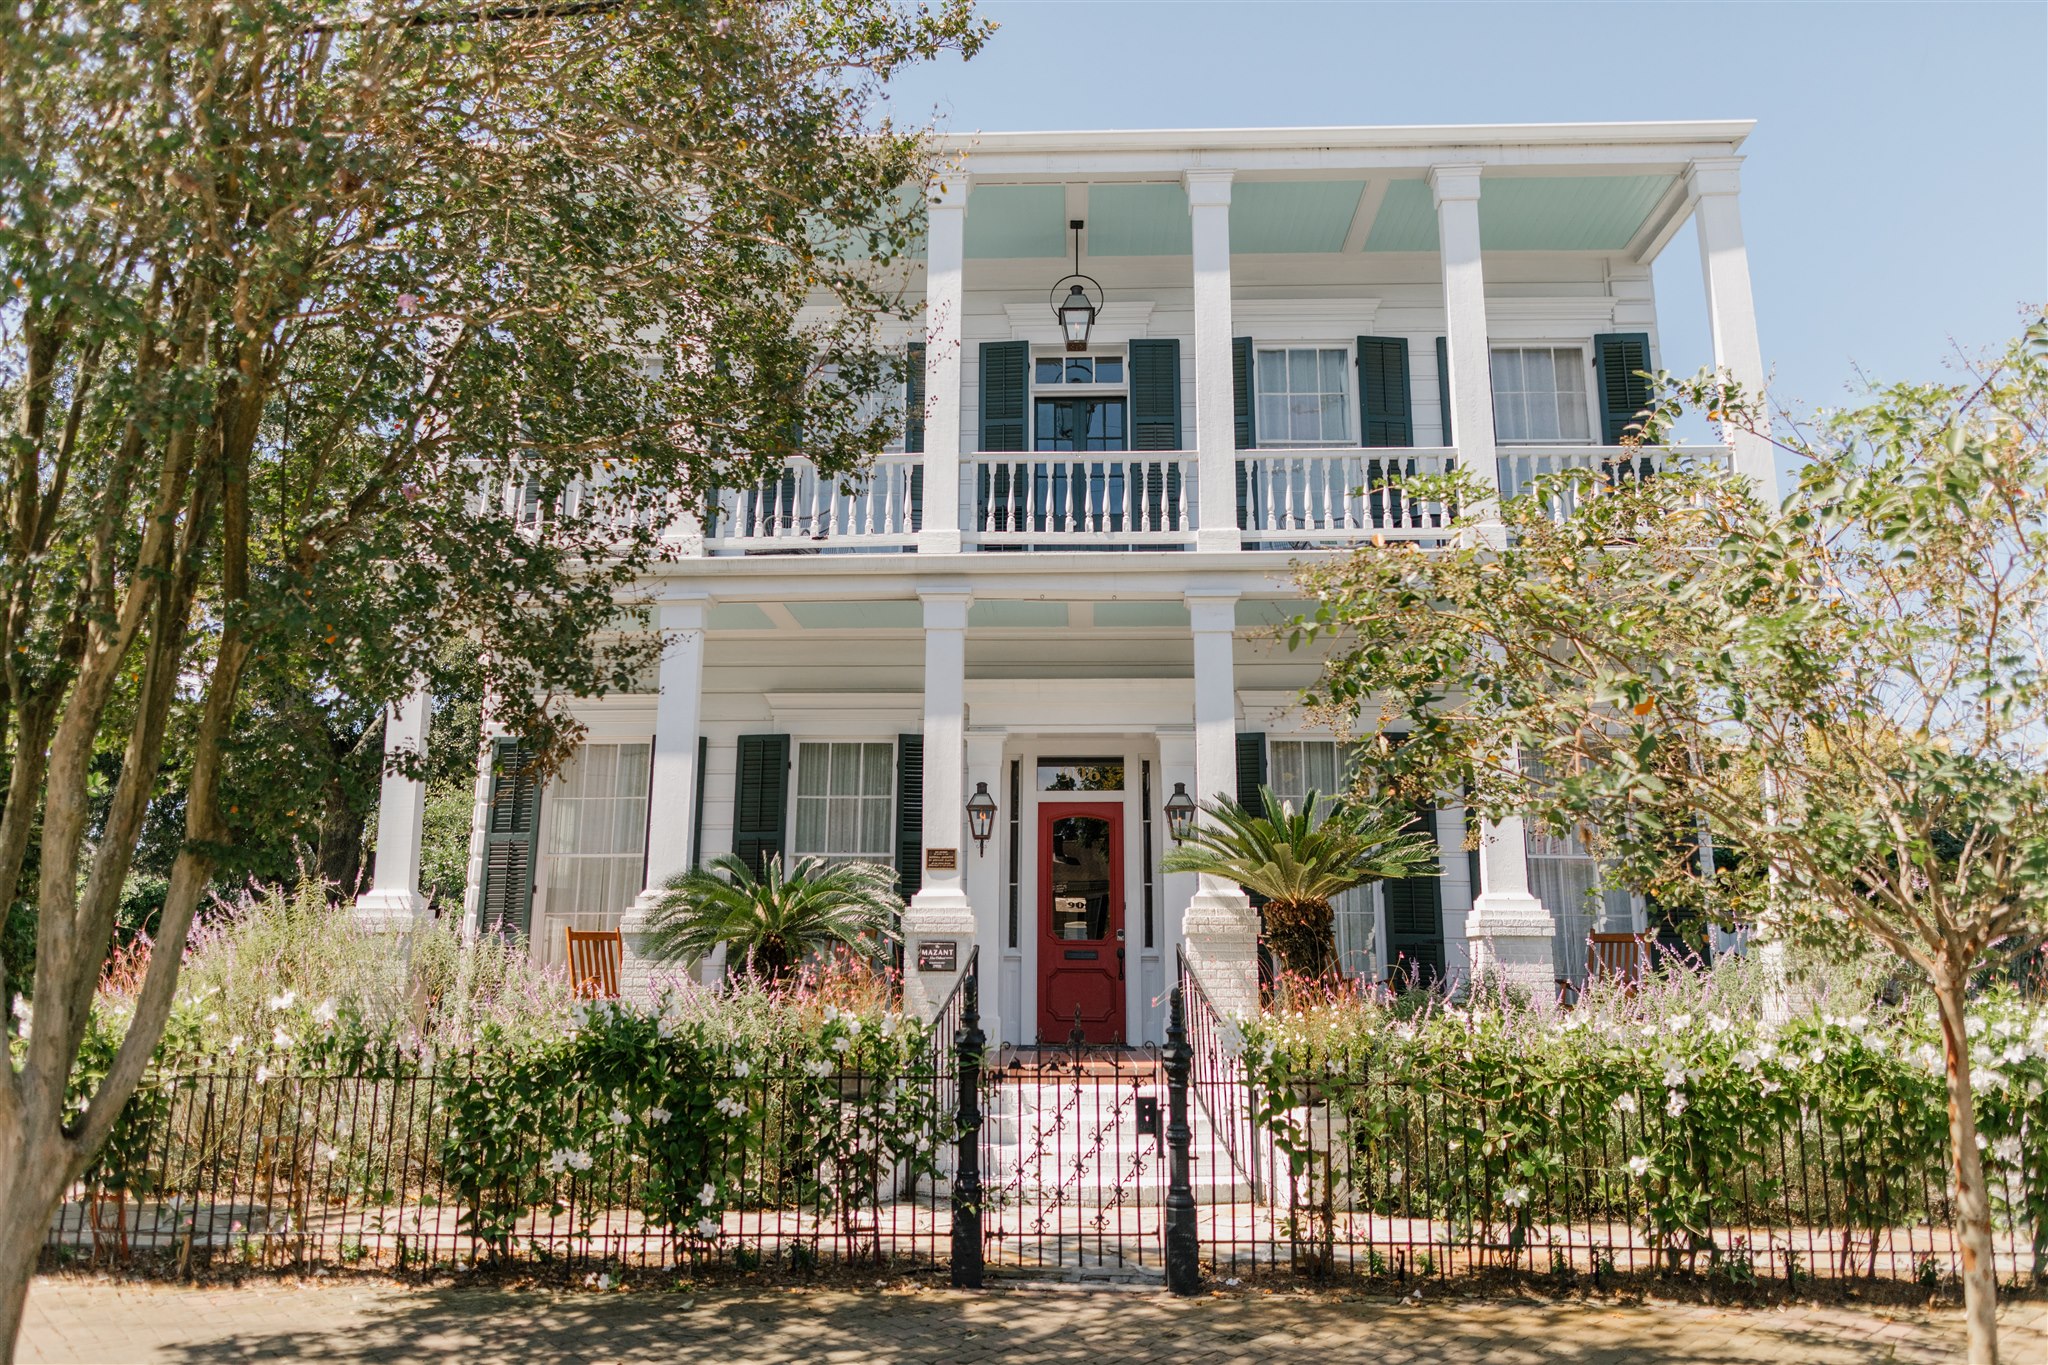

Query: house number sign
[924,847,959,871]
[916,940,958,972]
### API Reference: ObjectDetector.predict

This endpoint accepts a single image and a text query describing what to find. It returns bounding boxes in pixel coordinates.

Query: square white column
[1431,165,1501,510]
[903,590,975,1019]
[1186,170,1241,552]
[918,176,969,555]
[1686,157,1778,500]
[1467,800,1556,996]
[621,596,708,997]
[355,687,432,929]
[962,729,1007,1034]
[1181,591,1257,1022]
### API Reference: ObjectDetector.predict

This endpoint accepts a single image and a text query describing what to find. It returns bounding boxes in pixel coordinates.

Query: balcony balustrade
[490,445,1729,556]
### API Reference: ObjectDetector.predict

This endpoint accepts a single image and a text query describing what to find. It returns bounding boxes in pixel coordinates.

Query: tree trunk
[1933,964,2000,1365]
[1262,899,1337,982]
[0,1123,76,1365]
[314,768,364,892]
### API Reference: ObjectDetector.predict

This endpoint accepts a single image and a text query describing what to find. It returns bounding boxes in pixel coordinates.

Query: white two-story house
[354,121,1775,1047]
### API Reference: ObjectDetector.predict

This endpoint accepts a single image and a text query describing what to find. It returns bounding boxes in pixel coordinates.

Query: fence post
[950,965,985,1289]
[1165,983,1200,1295]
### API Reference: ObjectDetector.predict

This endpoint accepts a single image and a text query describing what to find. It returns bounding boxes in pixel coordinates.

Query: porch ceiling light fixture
[1164,782,1198,844]
[1049,219,1102,352]
[966,781,999,854]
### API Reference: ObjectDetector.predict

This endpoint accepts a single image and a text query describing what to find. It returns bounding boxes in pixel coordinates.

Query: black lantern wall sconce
[1164,782,1198,843]
[965,781,998,854]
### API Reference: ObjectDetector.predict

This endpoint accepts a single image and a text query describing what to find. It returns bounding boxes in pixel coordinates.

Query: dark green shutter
[1435,336,1453,446]
[1357,337,1413,447]
[979,340,1029,452]
[904,341,926,454]
[1233,337,1257,531]
[732,734,790,876]
[1231,337,1256,449]
[1129,338,1182,450]
[905,341,926,530]
[1234,732,1267,815]
[479,739,541,938]
[689,735,708,872]
[1383,806,1445,982]
[1594,333,1654,445]
[895,733,924,900]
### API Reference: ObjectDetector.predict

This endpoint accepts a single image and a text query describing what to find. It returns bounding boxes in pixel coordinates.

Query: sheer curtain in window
[1267,740,1377,980]
[538,743,651,967]
[1528,825,1636,984]
[793,742,895,865]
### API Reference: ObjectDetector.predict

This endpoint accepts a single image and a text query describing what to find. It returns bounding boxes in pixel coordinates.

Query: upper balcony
[700,443,1729,555]
[508,124,1769,563]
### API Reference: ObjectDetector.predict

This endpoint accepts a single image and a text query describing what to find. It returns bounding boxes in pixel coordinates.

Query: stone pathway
[19,1277,2048,1363]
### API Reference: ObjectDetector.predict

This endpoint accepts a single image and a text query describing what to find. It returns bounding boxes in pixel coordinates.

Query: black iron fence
[46,956,2044,1295]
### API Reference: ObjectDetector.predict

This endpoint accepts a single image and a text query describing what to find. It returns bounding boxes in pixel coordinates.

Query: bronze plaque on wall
[916,940,958,972]
[924,847,958,871]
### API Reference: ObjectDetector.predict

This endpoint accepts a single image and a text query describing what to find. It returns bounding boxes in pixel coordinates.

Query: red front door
[1037,802,1125,1044]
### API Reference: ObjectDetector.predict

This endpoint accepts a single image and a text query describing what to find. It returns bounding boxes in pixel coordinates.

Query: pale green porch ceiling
[1087,183,1193,257]
[965,184,1067,260]
[1364,174,1677,252]
[1230,180,1367,254]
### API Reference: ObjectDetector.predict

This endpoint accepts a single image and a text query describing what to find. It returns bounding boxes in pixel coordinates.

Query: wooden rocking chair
[1587,932,1652,994]
[565,927,623,999]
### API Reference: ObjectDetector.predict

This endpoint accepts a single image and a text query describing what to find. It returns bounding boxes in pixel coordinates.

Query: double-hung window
[1490,345,1592,443]
[1265,740,1377,980]
[1255,346,1352,447]
[792,742,895,865]
[538,742,651,965]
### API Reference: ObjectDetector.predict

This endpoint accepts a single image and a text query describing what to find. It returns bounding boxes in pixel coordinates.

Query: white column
[1181,591,1258,1021]
[355,687,431,929]
[1431,165,1500,512]
[963,728,1007,1033]
[1687,157,1777,500]
[903,590,975,1019]
[918,176,969,554]
[620,595,708,998]
[1186,170,1240,552]
[1466,795,1556,996]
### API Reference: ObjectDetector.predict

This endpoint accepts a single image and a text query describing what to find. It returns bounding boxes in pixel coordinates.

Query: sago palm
[646,854,903,983]
[1163,785,1439,979]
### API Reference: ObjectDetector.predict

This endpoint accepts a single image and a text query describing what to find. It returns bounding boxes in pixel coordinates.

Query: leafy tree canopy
[0,2,986,1350]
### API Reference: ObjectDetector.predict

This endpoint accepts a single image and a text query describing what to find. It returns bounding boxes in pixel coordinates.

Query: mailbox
[1135,1094,1161,1139]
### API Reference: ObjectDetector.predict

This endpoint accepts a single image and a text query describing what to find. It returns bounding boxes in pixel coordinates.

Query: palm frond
[644,853,903,979]
[1161,785,1439,905]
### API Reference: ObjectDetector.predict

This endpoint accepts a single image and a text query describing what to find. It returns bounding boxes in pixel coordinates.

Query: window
[1256,346,1351,446]
[1266,740,1376,980]
[1490,345,1591,443]
[793,742,895,864]
[1528,823,1638,986]
[538,742,650,966]
[1035,354,1124,386]
[1038,758,1124,792]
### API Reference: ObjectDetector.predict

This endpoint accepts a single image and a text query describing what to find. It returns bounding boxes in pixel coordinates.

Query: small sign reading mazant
[916,940,958,972]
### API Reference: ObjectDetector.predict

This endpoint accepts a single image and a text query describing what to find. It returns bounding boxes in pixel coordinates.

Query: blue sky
[884,0,2047,429]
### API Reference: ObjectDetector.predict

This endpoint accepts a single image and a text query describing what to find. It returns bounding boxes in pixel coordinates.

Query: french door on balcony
[976,397,1181,537]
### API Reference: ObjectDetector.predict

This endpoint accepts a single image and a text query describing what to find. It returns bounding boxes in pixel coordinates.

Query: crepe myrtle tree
[1291,320,2048,1364]
[0,0,988,1352]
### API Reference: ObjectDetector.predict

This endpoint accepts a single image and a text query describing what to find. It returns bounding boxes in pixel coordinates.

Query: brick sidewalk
[19,1277,2048,1363]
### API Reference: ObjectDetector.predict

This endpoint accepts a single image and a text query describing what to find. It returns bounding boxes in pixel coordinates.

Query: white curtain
[538,742,651,966]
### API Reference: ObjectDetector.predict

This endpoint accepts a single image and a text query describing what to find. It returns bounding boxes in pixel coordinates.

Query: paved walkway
[19,1277,2048,1363]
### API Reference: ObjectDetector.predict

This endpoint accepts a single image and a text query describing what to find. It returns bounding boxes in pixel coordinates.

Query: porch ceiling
[950,172,1681,261]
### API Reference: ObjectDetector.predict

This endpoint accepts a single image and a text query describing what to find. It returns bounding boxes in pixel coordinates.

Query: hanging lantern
[1048,219,1103,353]
[1164,782,1198,843]
[965,781,998,854]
